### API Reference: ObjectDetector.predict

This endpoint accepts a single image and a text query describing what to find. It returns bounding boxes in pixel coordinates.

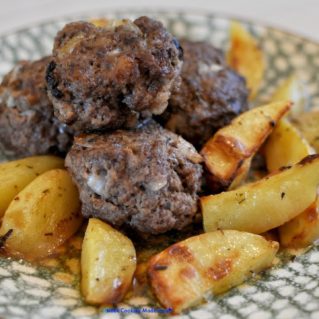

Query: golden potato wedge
[201,101,291,192]
[81,218,136,305]
[279,198,319,248]
[292,110,319,153]
[270,75,306,116]
[227,21,265,99]
[0,169,81,260]
[228,156,252,190]
[90,18,109,27]
[202,155,319,234]
[90,18,128,28]
[148,230,278,314]
[264,119,314,172]
[0,156,64,217]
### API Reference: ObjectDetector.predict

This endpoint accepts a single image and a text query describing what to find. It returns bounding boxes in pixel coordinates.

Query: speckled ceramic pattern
[0,10,318,319]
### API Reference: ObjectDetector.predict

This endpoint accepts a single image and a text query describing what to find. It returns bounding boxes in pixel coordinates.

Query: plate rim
[0,6,318,46]
[0,8,318,319]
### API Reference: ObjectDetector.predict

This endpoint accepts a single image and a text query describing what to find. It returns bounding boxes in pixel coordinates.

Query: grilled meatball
[65,121,203,234]
[160,40,249,148]
[47,17,183,132]
[0,57,73,158]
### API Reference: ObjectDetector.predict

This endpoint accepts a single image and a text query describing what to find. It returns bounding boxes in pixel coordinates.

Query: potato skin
[202,155,319,234]
[81,218,136,305]
[0,169,82,260]
[0,156,64,217]
[148,230,278,313]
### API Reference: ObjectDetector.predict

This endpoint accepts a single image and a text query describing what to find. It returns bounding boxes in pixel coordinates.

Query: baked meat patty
[65,121,203,234]
[47,17,183,132]
[160,40,249,148]
[0,57,73,157]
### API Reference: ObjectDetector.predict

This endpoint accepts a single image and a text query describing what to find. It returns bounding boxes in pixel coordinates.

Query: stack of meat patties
[0,16,248,234]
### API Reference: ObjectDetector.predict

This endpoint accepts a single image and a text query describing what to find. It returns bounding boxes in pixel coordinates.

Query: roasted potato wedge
[227,21,265,99]
[264,119,314,172]
[202,155,319,234]
[0,156,64,217]
[148,230,278,313]
[81,218,136,305]
[279,198,319,248]
[90,18,109,27]
[90,18,127,28]
[0,169,81,260]
[270,75,307,116]
[228,156,252,190]
[292,110,319,153]
[201,101,291,192]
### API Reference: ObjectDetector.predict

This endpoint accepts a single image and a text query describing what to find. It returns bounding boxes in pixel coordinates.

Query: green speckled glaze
[0,10,318,319]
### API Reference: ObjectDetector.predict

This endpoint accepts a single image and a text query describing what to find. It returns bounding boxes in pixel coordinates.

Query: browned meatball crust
[160,40,249,148]
[65,121,203,234]
[47,17,183,132]
[0,57,73,157]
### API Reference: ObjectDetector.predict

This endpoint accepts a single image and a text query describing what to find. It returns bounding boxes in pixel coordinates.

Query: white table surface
[0,0,318,41]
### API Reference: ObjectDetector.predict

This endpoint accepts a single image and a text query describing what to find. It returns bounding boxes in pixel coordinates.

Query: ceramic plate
[0,9,319,319]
